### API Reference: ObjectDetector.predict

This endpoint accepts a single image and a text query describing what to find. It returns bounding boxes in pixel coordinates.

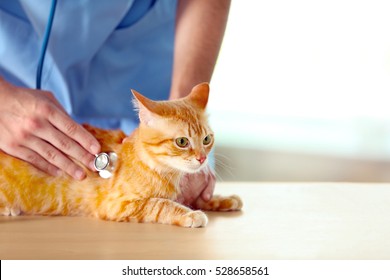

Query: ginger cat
[0,83,242,227]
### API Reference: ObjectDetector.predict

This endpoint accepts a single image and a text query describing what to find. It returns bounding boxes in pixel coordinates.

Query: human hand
[0,78,100,179]
[177,165,216,208]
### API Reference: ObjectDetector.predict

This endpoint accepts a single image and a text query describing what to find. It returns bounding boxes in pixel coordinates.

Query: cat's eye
[175,137,189,148]
[203,134,213,145]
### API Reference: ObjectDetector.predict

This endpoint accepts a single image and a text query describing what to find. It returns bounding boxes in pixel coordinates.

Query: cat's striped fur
[0,83,242,227]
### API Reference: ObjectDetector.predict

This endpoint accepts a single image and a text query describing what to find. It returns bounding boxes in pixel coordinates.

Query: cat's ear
[186,82,210,110]
[131,89,160,126]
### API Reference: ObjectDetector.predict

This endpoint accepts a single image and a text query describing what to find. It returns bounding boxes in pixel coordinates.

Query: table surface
[1,182,389,260]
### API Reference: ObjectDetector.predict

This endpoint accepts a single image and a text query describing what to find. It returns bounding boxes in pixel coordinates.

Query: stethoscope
[36,0,57,90]
[38,0,117,178]
[93,152,118,179]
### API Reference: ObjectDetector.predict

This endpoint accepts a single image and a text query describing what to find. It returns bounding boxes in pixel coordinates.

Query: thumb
[201,170,216,201]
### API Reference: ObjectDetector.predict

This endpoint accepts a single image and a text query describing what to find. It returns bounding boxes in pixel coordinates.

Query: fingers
[177,167,216,207]
[21,135,86,180]
[33,121,96,171]
[42,103,101,155]
[6,146,60,177]
[20,105,97,179]
[201,168,216,201]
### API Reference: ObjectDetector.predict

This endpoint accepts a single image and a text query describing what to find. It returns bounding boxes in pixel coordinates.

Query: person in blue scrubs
[0,0,231,205]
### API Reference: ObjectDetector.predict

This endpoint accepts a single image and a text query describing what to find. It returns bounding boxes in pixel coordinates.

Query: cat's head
[131,83,214,174]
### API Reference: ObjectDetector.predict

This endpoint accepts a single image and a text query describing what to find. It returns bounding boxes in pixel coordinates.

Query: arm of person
[170,0,231,204]
[170,0,231,99]
[0,76,101,180]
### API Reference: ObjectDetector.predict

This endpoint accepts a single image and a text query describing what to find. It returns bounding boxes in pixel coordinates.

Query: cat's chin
[173,164,207,174]
[164,158,208,174]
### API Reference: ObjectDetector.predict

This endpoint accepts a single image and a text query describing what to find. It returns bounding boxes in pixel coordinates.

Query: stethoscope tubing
[36,0,57,90]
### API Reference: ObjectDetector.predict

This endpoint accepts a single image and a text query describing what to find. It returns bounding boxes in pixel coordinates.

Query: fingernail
[75,169,85,180]
[203,193,211,201]
[90,144,100,154]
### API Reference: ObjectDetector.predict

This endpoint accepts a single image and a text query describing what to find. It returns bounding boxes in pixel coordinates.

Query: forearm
[169,0,231,99]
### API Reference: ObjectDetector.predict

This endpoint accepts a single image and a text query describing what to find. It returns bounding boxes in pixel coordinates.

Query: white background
[209,0,390,161]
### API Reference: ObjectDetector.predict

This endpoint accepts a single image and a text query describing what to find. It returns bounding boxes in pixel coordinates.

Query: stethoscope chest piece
[94,152,118,179]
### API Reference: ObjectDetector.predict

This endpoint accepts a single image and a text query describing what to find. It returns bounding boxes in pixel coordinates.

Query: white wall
[209,0,390,181]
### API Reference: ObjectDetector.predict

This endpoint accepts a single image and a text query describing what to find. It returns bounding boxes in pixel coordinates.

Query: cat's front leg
[194,194,243,212]
[100,198,208,228]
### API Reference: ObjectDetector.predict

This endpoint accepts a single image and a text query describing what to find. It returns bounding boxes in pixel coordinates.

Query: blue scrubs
[0,0,177,134]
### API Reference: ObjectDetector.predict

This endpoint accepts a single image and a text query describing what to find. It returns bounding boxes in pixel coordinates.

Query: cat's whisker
[214,157,236,181]
[214,158,234,171]
[214,153,234,169]
[214,152,233,162]
[214,169,224,182]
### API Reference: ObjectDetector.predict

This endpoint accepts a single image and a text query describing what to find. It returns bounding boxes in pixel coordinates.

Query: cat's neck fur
[116,128,183,198]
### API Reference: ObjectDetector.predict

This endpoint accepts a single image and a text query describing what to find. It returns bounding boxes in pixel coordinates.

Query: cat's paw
[0,207,21,216]
[195,194,243,212]
[180,210,208,228]
[224,195,243,211]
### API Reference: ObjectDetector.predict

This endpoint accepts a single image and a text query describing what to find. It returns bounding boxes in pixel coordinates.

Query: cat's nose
[196,155,207,164]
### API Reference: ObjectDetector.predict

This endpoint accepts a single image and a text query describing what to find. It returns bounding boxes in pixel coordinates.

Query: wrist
[0,76,6,87]
[0,76,10,97]
[0,77,16,98]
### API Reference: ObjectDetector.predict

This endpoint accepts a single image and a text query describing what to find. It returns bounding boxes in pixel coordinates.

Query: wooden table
[1,183,389,260]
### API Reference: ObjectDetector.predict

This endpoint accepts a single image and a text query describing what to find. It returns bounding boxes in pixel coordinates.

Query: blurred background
[208,0,390,182]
